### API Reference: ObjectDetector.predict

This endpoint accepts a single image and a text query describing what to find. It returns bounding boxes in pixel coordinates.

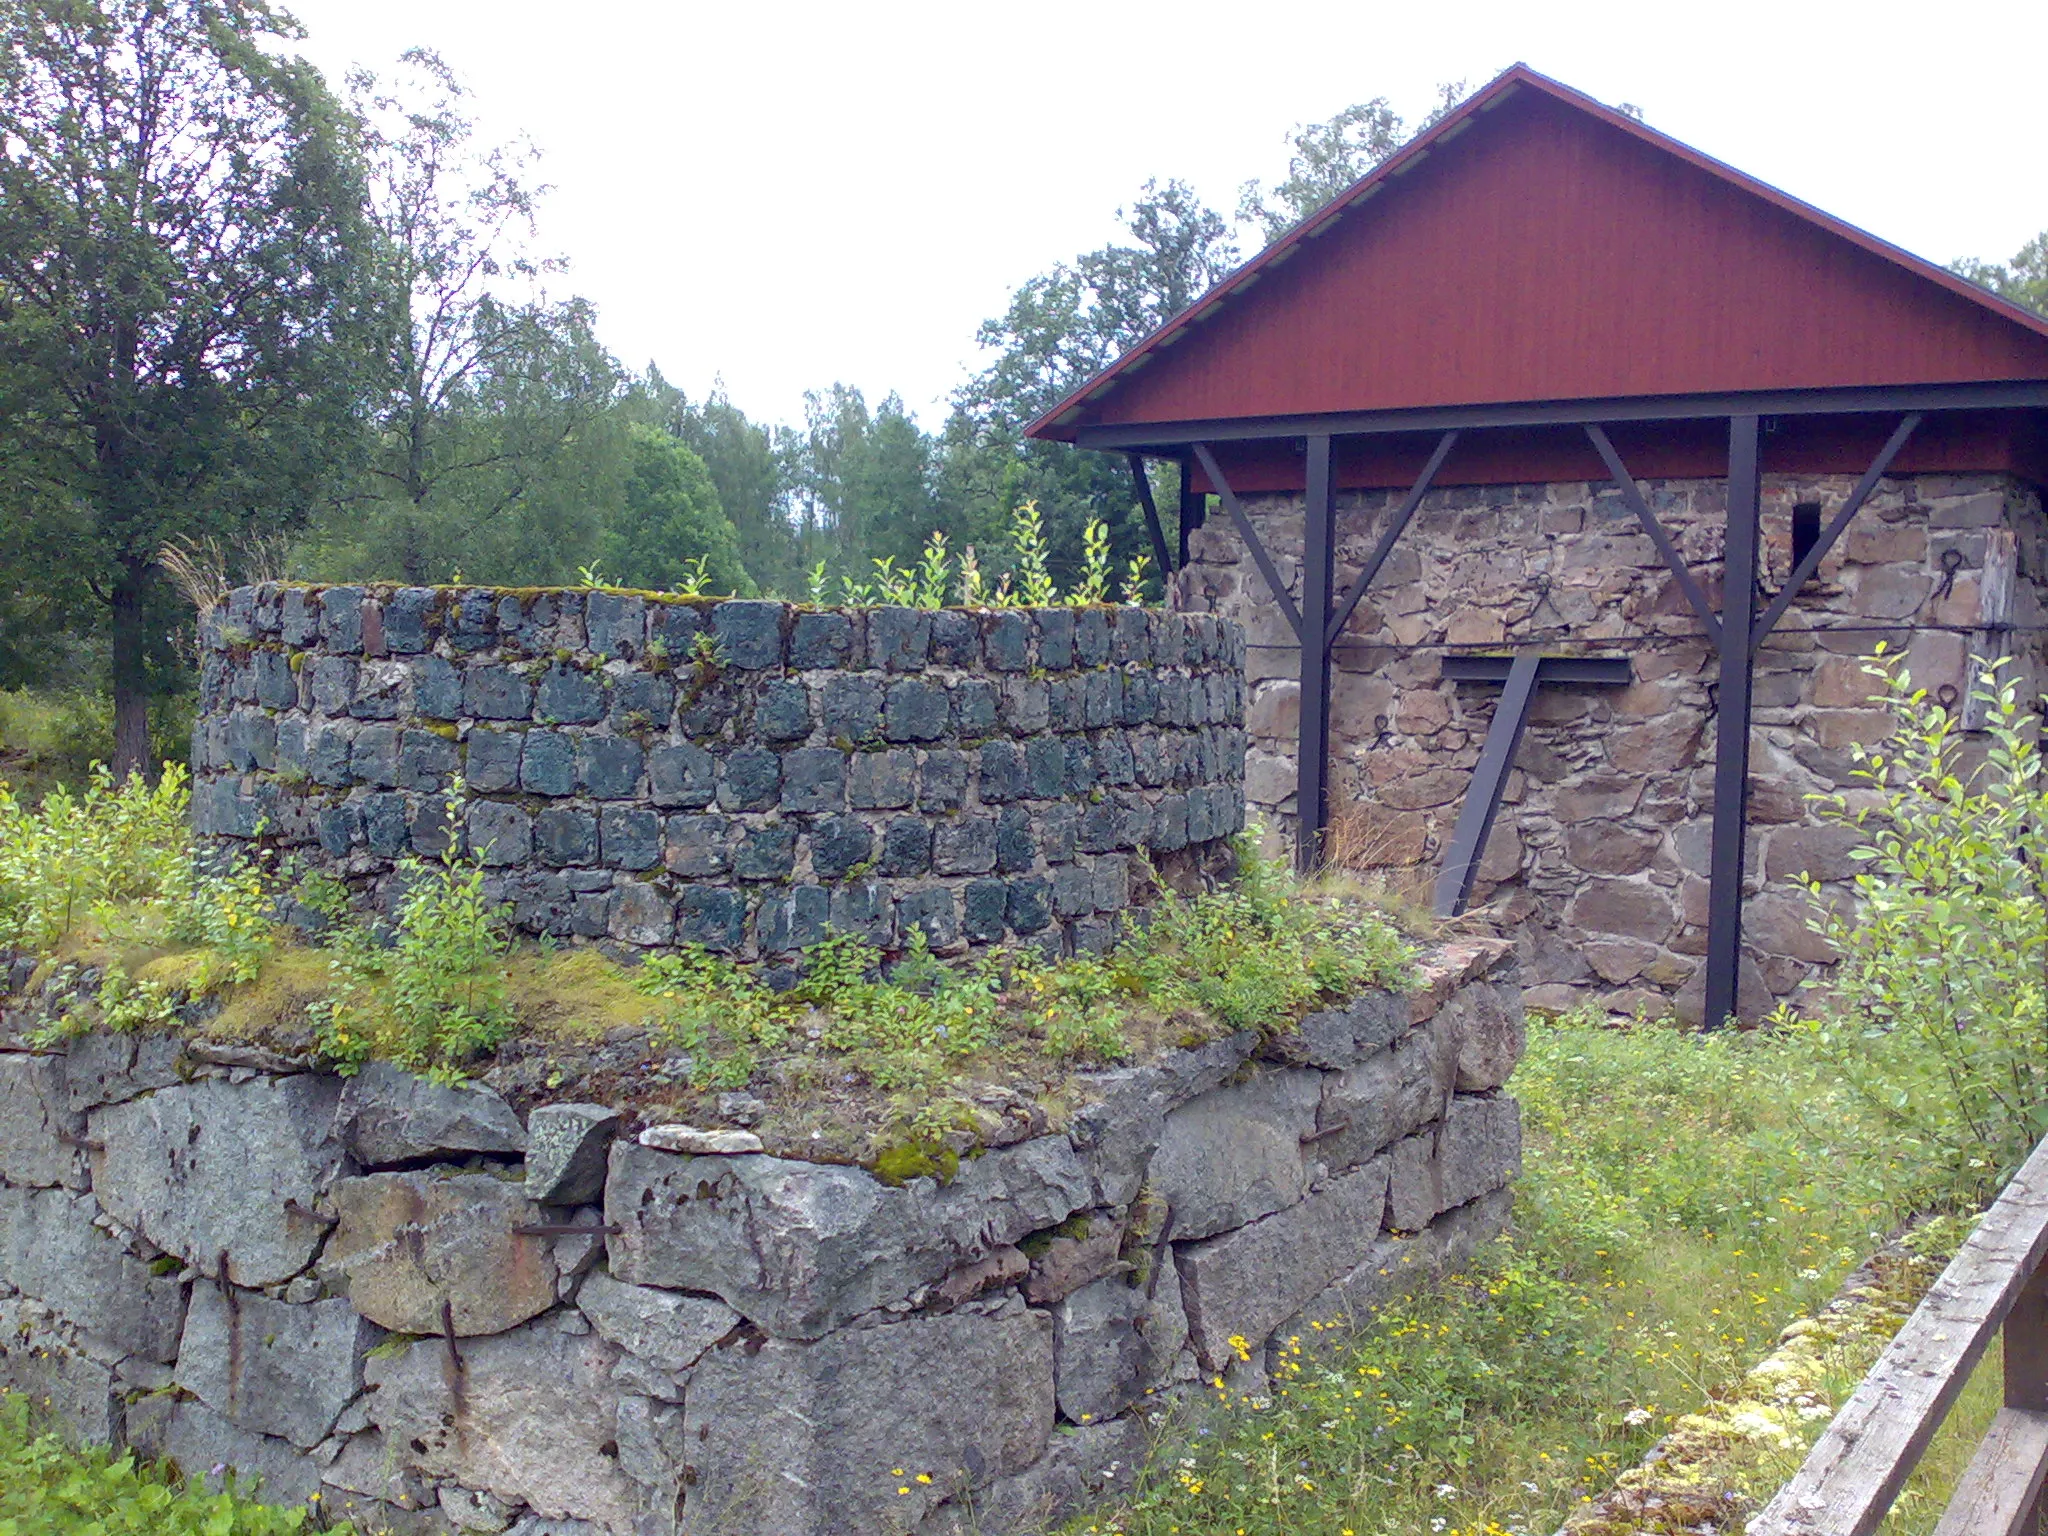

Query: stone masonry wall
[191,588,1246,961]
[1179,471,2048,1021]
[0,941,1522,1536]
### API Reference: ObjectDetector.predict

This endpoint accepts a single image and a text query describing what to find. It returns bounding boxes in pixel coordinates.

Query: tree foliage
[0,0,380,773]
[598,424,752,596]
[1954,231,2048,318]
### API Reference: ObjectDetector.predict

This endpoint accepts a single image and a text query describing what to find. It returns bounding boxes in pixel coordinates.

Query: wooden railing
[1752,1133,2048,1536]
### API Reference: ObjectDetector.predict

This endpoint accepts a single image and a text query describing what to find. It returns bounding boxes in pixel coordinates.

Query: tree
[0,0,378,774]
[598,424,753,595]
[1955,232,2048,318]
[341,49,620,584]
[629,368,800,595]
[1236,83,1471,243]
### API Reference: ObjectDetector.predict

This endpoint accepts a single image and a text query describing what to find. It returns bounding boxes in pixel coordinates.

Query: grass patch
[1067,1011,1937,1536]
[0,1391,322,1534]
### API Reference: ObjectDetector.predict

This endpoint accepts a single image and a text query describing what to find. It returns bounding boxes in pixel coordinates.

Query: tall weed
[0,765,190,952]
[1792,651,2048,1203]
[314,785,512,1076]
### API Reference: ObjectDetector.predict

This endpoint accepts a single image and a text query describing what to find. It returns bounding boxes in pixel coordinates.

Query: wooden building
[1027,64,2048,1024]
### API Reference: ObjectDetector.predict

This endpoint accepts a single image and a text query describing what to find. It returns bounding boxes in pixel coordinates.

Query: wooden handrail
[1752,1133,2048,1536]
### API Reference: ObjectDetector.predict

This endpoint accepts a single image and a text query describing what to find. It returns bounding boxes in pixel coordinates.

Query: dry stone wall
[0,941,1522,1536]
[191,588,1247,961]
[1180,471,2048,1020]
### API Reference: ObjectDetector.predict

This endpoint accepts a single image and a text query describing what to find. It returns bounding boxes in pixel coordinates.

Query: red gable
[1026,65,2048,445]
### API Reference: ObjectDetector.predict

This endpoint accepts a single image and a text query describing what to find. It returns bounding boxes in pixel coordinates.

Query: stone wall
[0,942,1523,1536]
[191,587,1246,961]
[1179,471,2048,1020]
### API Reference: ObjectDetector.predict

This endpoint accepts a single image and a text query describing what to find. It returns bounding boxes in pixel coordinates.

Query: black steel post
[1126,453,1175,581]
[1177,456,1201,569]
[1297,434,1336,873]
[1705,414,1762,1028]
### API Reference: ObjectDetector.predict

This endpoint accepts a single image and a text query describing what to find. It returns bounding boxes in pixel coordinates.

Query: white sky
[286,0,2048,430]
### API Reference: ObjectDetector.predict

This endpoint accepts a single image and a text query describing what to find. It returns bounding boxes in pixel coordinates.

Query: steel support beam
[1176,455,1202,569]
[1192,441,1304,640]
[1750,413,1922,649]
[1586,424,1723,642]
[1298,435,1336,872]
[1433,650,1544,918]
[1326,430,1459,647]
[1705,414,1763,1029]
[1075,379,2048,452]
[1127,453,1176,580]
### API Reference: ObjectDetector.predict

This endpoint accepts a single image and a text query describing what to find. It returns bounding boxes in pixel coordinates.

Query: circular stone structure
[191,586,1248,960]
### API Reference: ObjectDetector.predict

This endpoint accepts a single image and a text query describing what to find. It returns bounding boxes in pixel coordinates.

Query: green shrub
[0,764,191,952]
[1791,651,2048,1204]
[0,1391,320,1534]
[314,784,513,1076]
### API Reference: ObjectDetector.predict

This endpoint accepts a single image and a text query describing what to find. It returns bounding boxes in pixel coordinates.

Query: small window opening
[1791,501,1823,576]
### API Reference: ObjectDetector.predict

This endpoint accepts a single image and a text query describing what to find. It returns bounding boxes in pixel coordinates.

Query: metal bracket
[1433,651,1545,918]
[1126,454,1176,578]
[1192,442,1304,641]
[1585,424,1724,644]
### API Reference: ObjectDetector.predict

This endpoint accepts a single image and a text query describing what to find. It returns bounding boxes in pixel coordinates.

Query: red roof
[1025,65,2048,444]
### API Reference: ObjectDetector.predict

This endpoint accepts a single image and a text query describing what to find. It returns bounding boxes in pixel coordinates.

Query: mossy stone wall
[192,586,1247,961]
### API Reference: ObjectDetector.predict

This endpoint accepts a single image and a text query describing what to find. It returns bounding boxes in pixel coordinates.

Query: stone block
[753,680,812,742]
[929,608,980,668]
[919,749,968,810]
[1052,1261,1185,1423]
[790,610,853,669]
[934,815,997,875]
[677,887,747,951]
[984,611,1030,669]
[176,1286,375,1447]
[609,879,675,945]
[828,881,894,946]
[810,814,874,880]
[336,1061,527,1168]
[1263,989,1408,1070]
[468,800,532,866]
[1148,1069,1321,1240]
[367,1322,637,1530]
[584,591,646,659]
[758,884,831,954]
[1446,980,1526,1092]
[647,742,716,808]
[661,813,732,877]
[1179,1156,1391,1372]
[711,600,784,669]
[321,586,364,652]
[0,1184,187,1361]
[522,730,576,796]
[716,745,780,811]
[868,607,931,670]
[963,878,1009,942]
[163,1398,326,1506]
[1313,1026,1456,1170]
[350,722,399,786]
[533,805,597,867]
[898,886,961,948]
[1006,876,1052,935]
[606,669,673,732]
[780,746,846,812]
[600,805,662,870]
[605,1136,1091,1338]
[325,1170,558,1336]
[0,1051,85,1188]
[848,748,916,809]
[978,740,1025,802]
[464,664,533,721]
[1565,877,1675,943]
[682,1309,1053,1535]
[577,735,644,799]
[465,729,524,792]
[536,665,604,725]
[821,675,884,743]
[524,1104,621,1206]
[884,678,949,742]
[91,1074,346,1287]
[733,823,797,880]
[1764,823,1867,883]
[1438,1096,1521,1210]
[576,1269,739,1377]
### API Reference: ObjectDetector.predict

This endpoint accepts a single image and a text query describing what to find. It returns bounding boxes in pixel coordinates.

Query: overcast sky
[286,0,2048,430]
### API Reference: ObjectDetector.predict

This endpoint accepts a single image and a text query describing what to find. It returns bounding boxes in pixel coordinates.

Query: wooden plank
[1930,1407,2048,1536]
[1752,1134,2048,1536]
